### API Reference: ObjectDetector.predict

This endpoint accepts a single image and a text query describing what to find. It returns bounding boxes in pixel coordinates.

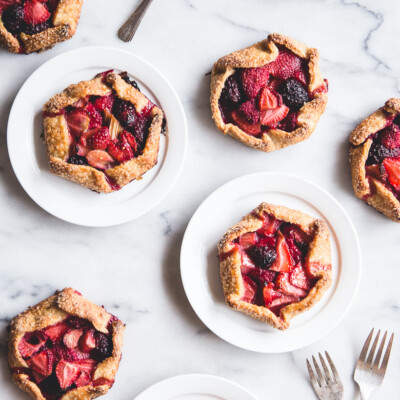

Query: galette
[42,70,164,193]
[210,33,328,152]
[0,0,83,54]
[8,288,124,400]
[218,202,332,330]
[350,98,400,222]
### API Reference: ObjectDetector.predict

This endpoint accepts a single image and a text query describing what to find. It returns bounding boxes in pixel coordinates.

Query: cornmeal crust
[43,72,163,193]
[218,202,332,330]
[349,98,400,222]
[8,288,125,400]
[210,33,328,152]
[0,0,83,54]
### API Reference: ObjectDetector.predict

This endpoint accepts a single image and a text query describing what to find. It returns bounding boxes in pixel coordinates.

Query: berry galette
[350,98,400,222]
[42,70,164,193]
[210,33,328,152]
[8,288,124,400]
[0,0,83,54]
[218,203,332,330]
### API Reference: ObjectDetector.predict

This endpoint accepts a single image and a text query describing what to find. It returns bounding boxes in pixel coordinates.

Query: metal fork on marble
[354,328,394,400]
[306,352,343,400]
[118,0,154,42]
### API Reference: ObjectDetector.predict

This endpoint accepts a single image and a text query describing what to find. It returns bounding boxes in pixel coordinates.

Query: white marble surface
[0,0,399,399]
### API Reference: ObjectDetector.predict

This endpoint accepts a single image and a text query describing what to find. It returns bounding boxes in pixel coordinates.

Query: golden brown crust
[210,33,328,152]
[8,288,124,400]
[349,98,400,222]
[218,202,332,330]
[43,72,163,193]
[0,0,83,54]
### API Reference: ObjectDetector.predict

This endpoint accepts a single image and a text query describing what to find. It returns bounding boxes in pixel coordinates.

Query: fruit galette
[218,203,332,330]
[8,288,124,400]
[210,33,328,152]
[43,70,164,193]
[0,0,83,54]
[350,98,400,222]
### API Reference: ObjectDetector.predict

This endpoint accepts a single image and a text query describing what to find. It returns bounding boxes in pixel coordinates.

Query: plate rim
[180,172,362,353]
[133,373,258,400]
[7,45,188,227]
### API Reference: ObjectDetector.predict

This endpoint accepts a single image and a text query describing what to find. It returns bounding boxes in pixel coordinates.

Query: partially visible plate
[180,172,361,353]
[7,46,187,227]
[134,374,258,400]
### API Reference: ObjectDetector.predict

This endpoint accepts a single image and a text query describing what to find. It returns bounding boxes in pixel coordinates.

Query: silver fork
[118,0,154,42]
[354,328,394,400]
[307,352,344,400]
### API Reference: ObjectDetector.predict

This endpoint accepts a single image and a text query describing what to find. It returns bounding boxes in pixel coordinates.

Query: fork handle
[118,0,153,42]
[359,385,374,400]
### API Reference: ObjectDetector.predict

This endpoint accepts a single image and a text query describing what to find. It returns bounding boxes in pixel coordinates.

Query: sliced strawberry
[75,143,90,157]
[63,329,83,350]
[23,0,50,26]
[231,110,261,136]
[71,97,89,109]
[75,371,92,388]
[276,272,308,297]
[290,265,311,290]
[79,330,96,353]
[0,0,20,13]
[27,350,53,377]
[260,105,289,127]
[239,232,257,250]
[365,164,381,180]
[258,215,281,235]
[383,157,400,190]
[240,252,257,275]
[87,127,110,150]
[76,359,96,374]
[259,87,281,111]
[32,371,47,384]
[107,140,126,163]
[84,102,103,129]
[269,293,299,309]
[93,378,114,387]
[44,323,69,342]
[93,93,114,112]
[55,360,80,390]
[79,128,99,146]
[241,275,257,303]
[86,150,115,170]
[121,131,137,154]
[310,79,329,97]
[240,67,269,99]
[262,282,278,306]
[66,109,90,137]
[270,232,293,273]
[19,332,47,358]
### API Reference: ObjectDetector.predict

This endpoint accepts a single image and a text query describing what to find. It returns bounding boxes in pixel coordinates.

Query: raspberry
[277,111,298,132]
[67,155,87,166]
[87,127,110,150]
[240,67,269,99]
[220,74,243,107]
[380,124,400,149]
[93,94,114,112]
[238,99,260,125]
[278,78,309,109]
[2,5,25,35]
[247,247,277,270]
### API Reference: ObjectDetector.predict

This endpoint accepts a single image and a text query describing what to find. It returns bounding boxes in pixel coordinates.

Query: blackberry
[92,333,112,361]
[67,155,88,166]
[367,143,400,165]
[278,78,309,109]
[2,6,25,35]
[248,247,277,270]
[120,72,141,91]
[23,21,51,36]
[220,74,243,107]
[113,99,136,128]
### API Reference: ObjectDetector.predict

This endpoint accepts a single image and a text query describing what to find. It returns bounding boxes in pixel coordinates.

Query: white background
[0,1,399,399]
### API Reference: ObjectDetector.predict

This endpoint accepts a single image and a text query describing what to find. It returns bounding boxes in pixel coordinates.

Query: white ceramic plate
[134,374,258,400]
[181,172,361,353]
[7,46,187,227]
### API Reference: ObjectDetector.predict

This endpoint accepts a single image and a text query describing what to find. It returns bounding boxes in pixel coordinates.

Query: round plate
[134,374,258,400]
[180,172,361,353]
[7,46,187,227]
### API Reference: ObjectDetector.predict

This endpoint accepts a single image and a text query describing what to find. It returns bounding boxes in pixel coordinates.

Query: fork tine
[379,333,394,377]
[318,352,333,384]
[312,355,324,386]
[358,328,374,364]
[366,329,381,367]
[372,331,387,372]
[306,359,319,389]
[325,351,341,384]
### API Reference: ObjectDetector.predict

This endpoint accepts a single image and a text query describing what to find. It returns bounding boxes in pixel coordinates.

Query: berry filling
[45,71,155,191]
[0,0,59,46]
[233,214,317,317]
[14,315,117,400]
[364,114,400,200]
[219,47,328,136]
